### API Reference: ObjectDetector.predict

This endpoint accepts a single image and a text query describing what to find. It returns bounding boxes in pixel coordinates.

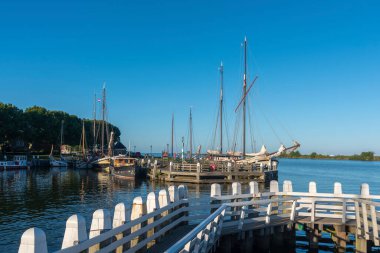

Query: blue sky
[0,0,379,155]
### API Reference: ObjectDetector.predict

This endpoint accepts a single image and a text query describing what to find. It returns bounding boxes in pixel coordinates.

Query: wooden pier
[145,159,278,184]
[18,180,380,253]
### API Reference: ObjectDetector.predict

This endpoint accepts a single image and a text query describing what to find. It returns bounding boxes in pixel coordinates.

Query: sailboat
[49,120,68,167]
[49,145,68,167]
[207,37,300,164]
[75,121,94,169]
[91,84,111,171]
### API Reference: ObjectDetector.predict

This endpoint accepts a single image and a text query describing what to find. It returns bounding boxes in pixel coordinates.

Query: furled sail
[226,151,243,156]
[246,145,268,157]
[269,144,286,158]
[207,150,221,155]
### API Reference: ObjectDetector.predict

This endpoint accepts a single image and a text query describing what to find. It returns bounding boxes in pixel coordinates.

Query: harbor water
[1,158,380,252]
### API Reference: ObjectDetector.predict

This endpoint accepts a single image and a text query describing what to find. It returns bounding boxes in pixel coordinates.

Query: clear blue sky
[1,0,379,155]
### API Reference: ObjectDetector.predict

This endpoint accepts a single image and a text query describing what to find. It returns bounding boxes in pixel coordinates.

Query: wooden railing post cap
[18,227,48,253]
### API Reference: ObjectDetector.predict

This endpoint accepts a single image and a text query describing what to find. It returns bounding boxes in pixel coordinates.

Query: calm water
[1,158,380,252]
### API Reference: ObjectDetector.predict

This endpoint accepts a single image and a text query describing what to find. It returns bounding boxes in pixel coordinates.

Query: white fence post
[168,185,179,203]
[89,209,112,253]
[360,183,370,197]
[309,181,317,194]
[62,214,87,249]
[283,180,293,193]
[270,180,279,193]
[147,192,159,248]
[18,228,48,253]
[113,203,128,253]
[131,196,147,248]
[334,182,342,195]
[232,182,242,195]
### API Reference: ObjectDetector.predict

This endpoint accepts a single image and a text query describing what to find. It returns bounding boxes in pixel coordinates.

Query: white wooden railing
[18,180,380,253]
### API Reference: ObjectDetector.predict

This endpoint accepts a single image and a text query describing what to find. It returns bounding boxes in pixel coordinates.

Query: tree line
[0,102,121,153]
[281,151,378,161]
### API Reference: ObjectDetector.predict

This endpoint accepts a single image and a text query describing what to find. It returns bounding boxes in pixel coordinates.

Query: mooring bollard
[61,214,87,249]
[18,228,48,253]
[113,203,128,253]
[89,209,112,253]
[147,192,159,248]
[131,196,147,250]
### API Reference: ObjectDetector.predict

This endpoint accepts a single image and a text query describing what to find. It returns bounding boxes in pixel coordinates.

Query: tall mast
[60,120,64,154]
[243,36,247,157]
[189,108,193,159]
[101,84,106,156]
[93,93,96,152]
[171,113,174,157]
[82,120,86,159]
[219,61,223,154]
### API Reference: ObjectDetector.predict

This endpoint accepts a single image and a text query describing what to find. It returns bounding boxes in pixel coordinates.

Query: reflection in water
[1,159,380,252]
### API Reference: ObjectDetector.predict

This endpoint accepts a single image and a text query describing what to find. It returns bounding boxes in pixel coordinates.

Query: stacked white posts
[61,214,87,249]
[18,185,190,253]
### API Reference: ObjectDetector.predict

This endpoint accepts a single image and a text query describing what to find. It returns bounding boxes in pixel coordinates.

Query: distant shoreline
[279,156,380,162]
